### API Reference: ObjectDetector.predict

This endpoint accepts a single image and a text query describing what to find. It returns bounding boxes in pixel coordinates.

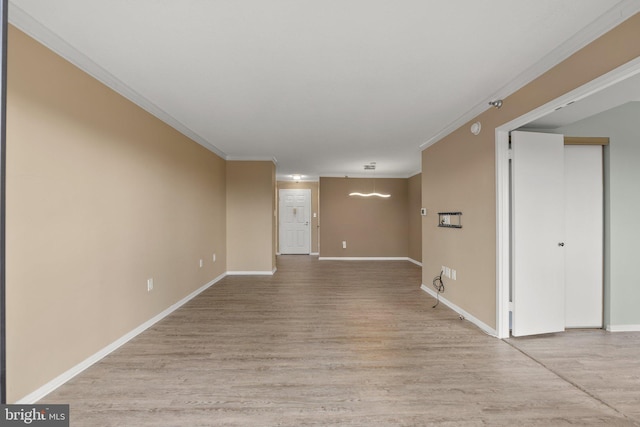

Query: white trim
[227,156,278,165]
[8,3,228,161]
[495,130,511,339]
[318,257,411,261]
[310,252,319,256]
[277,178,320,183]
[495,56,640,339]
[418,0,640,151]
[420,284,497,337]
[14,273,226,404]
[319,172,415,179]
[606,324,640,332]
[408,258,422,267]
[226,270,275,276]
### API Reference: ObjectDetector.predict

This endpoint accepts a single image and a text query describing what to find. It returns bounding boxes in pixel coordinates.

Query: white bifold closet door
[511,131,566,337]
[564,145,603,328]
[511,131,603,337]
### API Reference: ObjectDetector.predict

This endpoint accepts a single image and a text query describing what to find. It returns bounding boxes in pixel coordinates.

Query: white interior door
[564,145,603,328]
[511,131,566,337]
[279,189,311,254]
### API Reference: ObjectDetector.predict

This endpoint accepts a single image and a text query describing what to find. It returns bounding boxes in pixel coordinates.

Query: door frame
[278,188,312,254]
[495,56,640,338]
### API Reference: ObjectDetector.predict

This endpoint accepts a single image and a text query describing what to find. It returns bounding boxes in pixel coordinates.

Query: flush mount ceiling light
[291,174,302,181]
[349,162,391,198]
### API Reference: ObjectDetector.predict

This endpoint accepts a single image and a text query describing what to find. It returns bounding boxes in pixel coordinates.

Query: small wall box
[438,212,462,228]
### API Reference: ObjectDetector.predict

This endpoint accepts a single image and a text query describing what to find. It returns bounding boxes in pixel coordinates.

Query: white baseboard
[226,270,275,276]
[420,284,497,337]
[15,273,226,404]
[318,257,412,261]
[310,252,319,256]
[606,324,640,332]
[408,258,422,267]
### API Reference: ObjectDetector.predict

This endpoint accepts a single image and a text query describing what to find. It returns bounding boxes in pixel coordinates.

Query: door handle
[305,221,309,226]
[558,242,565,247]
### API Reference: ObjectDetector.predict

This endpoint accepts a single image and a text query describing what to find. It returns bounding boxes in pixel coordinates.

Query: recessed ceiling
[9,0,638,180]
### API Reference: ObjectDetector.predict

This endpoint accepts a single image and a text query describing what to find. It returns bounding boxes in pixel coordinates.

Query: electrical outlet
[444,267,451,278]
[199,259,203,268]
[147,278,154,292]
[213,253,216,262]
[452,269,457,280]
[342,241,347,249]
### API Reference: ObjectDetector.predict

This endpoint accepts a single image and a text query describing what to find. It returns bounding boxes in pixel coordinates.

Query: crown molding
[319,173,413,179]
[226,156,278,165]
[419,0,640,151]
[8,2,228,160]
[276,177,320,183]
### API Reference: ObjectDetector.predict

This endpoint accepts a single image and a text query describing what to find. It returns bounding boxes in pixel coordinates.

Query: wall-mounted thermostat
[420,208,427,216]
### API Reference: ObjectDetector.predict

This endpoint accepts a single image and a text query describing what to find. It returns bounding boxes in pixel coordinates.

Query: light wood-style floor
[506,329,640,424]
[41,256,639,426]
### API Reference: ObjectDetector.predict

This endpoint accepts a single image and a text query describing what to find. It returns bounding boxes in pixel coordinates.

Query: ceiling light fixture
[349,162,391,198]
[349,192,391,198]
[291,174,302,182]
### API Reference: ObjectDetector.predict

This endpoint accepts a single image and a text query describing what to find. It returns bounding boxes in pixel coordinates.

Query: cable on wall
[432,271,445,308]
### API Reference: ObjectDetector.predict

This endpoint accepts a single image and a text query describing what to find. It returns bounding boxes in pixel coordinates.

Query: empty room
[2,1,640,426]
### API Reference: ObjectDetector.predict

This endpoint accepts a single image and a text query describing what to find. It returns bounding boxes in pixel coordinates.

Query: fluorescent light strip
[349,192,391,198]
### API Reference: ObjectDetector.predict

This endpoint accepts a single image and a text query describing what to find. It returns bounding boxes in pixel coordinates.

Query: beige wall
[6,26,227,402]
[277,181,320,254]
[407,173,422,263]
[422,13,640,329]
[319,177,408,257]
[226,161,276,272]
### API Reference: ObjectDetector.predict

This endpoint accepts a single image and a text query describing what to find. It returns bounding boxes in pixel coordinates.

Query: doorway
[278,189,311,254]
[495,56,640,338]
[510,131,603,337]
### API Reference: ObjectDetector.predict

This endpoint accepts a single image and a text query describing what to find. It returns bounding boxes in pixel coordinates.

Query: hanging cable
[432,271,445,308]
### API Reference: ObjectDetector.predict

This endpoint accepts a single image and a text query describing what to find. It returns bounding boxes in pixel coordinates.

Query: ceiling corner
[8,1,228,160]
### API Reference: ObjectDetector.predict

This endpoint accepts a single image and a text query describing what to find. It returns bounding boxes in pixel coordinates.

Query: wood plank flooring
[506,329,640,423]
[40,256,638,426]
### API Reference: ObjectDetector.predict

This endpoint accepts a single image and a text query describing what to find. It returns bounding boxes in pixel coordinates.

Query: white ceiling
[9,0,640,180]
